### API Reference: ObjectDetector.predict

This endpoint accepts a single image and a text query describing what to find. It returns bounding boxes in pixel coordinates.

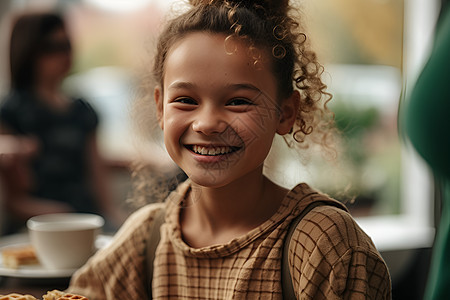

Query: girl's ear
[154,86,164,130]
[277,90,300,135]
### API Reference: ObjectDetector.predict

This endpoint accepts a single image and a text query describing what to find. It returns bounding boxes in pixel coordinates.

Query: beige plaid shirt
[68,180,391,299]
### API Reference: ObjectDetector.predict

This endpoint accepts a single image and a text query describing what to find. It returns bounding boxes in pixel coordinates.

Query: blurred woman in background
[0,11,120,234]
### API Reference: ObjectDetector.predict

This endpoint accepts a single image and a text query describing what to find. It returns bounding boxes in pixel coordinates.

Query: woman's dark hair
[9,12,66,90]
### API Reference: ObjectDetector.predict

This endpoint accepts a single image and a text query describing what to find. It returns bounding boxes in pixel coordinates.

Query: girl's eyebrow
[167,81,262,93]
[167,81,196,90]
[226,83,262,93]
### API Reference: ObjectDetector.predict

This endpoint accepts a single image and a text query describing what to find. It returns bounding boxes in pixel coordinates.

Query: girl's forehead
[168,32,270,64]
[165,32,273,77]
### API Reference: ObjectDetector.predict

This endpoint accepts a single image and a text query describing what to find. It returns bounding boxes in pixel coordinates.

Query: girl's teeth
[192,145,235,156]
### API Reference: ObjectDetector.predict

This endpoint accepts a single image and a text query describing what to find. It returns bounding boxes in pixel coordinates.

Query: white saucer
[0,233,113,278]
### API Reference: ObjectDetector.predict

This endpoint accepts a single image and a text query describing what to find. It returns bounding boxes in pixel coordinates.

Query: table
[0,276,70,298]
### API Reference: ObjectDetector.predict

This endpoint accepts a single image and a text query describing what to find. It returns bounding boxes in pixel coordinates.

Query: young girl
[68,0,391,299]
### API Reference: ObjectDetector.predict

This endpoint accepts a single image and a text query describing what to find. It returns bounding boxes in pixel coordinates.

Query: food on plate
[52,295,88,300]
[0,291,88,300]
[41,290,65,300]
[43,290,88,300]
[0,294,37,300]
[1,245,39,269]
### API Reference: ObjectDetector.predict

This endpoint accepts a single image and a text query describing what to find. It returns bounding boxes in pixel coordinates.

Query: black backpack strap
[146,207,166,299]
[282,201,341,299]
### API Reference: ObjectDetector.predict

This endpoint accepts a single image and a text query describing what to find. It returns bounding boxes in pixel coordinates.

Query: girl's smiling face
[156,32,296,188]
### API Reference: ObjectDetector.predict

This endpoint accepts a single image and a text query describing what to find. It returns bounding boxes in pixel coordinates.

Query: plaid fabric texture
[68,180,391,299]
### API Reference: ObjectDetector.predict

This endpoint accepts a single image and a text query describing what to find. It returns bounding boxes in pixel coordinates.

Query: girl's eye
[227,98,253,106]
[173,97,197,105]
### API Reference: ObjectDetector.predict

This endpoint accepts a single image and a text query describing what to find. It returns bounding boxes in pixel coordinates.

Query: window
[298,0,440,251]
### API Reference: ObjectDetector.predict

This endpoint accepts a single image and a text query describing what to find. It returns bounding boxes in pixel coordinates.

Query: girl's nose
[192,107,227,135]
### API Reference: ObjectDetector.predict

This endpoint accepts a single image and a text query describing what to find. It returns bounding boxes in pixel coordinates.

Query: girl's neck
[181,168,288,247]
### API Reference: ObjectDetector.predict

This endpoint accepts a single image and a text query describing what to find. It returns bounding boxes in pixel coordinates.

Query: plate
[0,233,113,278]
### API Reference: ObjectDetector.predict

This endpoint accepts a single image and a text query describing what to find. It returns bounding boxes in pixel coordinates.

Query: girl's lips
[185,144,242,162]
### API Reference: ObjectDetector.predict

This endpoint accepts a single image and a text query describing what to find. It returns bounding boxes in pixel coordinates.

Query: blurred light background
[0,0,444,298]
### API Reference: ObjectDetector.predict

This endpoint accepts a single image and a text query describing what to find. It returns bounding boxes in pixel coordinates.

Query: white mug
[27,213,104,270]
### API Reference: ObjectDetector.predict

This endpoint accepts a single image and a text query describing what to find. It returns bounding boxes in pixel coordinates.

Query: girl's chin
[188,175,227,188]
[186,171,236,189]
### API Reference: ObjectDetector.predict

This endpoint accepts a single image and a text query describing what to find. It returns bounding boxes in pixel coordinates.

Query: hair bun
[189,0,289,14]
